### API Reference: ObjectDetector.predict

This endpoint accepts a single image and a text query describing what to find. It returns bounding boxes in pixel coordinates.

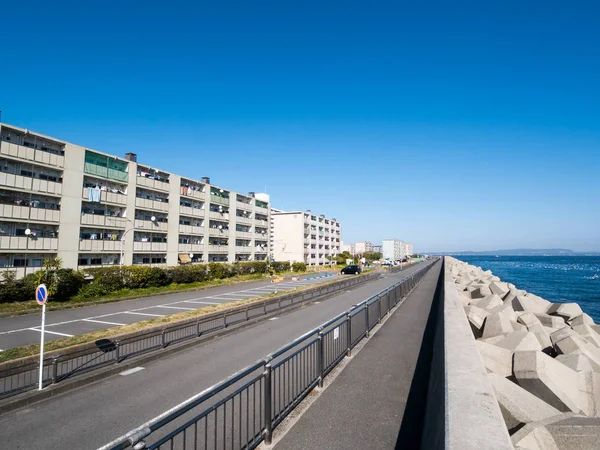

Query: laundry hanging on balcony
[88,187,101,202]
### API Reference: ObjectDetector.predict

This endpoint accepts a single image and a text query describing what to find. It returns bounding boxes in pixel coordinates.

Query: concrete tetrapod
[547,302,584,322]
[482,311,515,339]
[488,372,561,434]
[476,340,514,377]
[513,350,592,415]
[511,413,600,450]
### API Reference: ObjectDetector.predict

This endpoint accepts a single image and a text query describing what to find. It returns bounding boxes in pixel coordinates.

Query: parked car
[341,264,362,275]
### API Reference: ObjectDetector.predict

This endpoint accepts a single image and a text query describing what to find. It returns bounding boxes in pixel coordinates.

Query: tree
[333,251,355,265]
[363,251,382,262]
[36,257,63,297]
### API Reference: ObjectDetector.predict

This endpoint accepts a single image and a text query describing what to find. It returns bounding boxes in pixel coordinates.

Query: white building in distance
[342,243,355,255]
[270,209,342,265]
[354,241,373,255]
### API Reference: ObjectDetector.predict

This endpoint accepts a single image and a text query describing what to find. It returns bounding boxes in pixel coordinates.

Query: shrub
[0,271,35,303]
[85,267,125,293]
[77,282,109,299]
[291,262,307,273]
[54,269,85,301]
[208,262,231,280]
[271,261,291,273]
[233,261,269,275]
[169,266,196,284]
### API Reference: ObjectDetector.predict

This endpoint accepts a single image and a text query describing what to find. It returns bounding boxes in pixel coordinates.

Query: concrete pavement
[0,272,343,350]
[0,264,426,450]
[272,261,442,450]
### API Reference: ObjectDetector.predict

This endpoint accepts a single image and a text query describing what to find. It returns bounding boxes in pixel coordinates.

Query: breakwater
[448,256,600,449]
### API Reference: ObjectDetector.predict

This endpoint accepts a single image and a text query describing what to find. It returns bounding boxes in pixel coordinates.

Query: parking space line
[154,306,196,311]
[28,328,74,337]
[183,301,220,305]
[123,312,164,317]
[83,319,126,326]
[215,292,257,297]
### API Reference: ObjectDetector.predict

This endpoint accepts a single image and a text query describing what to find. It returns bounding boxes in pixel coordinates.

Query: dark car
[341,265,362,275]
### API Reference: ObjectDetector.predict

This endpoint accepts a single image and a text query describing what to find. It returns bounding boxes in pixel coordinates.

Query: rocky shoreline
[448,256,600,449]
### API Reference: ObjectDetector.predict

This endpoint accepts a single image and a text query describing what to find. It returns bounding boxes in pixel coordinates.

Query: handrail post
[378,296,382,324]
[115,341,121,363]
[51,356,59,384]
[196,318,201,336]
[317,332,324,387]
[346,314,352,357]
[263,364,273,445]
[365,305,370,338]
[161,329,167,348]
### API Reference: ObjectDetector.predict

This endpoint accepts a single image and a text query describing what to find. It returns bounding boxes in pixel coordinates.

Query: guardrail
[100,259,438,450]
[0,271,382,401]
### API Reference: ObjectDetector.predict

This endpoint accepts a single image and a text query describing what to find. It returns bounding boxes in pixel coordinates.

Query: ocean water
[453,256,600,323]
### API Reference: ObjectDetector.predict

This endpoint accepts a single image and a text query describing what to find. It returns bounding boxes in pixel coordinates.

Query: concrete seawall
[439,256,600,450]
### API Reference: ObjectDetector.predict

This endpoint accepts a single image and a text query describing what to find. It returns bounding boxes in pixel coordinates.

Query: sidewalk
[273,261,442,450]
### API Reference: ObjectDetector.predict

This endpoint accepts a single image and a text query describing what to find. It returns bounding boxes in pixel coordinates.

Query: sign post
[36,284,48,390]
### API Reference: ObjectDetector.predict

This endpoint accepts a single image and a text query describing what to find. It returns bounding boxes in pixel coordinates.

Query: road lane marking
[28,328,74,337]
[214,292,257,297]
[83,319,126,326]
[119,367,145,376]
[123,312,164,317]
[154,305,196,311]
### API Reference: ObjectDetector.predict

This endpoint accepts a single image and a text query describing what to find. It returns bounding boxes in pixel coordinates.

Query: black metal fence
[0,272,382,401]
[99,260,437,450]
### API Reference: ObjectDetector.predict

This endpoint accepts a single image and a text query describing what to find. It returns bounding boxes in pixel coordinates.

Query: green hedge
[0,261,270,304]
[291,262,307,272]
[271,261,291,273]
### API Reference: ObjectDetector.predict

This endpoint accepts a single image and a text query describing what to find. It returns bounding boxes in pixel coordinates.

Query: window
[91,258,102,265]
[14,258,27,267]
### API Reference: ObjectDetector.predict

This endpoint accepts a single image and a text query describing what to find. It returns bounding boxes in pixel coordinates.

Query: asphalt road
[0,272,344,350]
[274,261,441,450]
[0,263,426,450]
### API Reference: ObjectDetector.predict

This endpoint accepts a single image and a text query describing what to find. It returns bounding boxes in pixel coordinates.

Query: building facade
[354,241,373,255]
[271,210,341,265]
[342,243,355,255]
[404,243,414,257]
[382,239,414,261]
[372,244,382,254]
[0,123,270,277]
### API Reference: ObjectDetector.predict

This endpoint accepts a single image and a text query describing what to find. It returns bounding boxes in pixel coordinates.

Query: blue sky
[2,1,599,252]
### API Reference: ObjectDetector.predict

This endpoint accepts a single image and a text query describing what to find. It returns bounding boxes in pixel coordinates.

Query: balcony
[134,219,168,232]
[133,242,168,252]
[0,142,65,168]
[178,243,204,253]
[179,205,205,217]
[79,240,121,252]
[82,187,127,205]
[208,228,228,236]
[0,172,62,196]
[137,175,169,192]
[235,247,251,254]
[235,215,252,225]
[254,218,268,227]
[210,194,229,206]
[81,214,126,228]
[0,236,58,251]
[135,197,169,212]
[179,224,204,235]
[209,211,229,220]
[235,231,253,239]
[208,245,228,253]
[0,204,60,222]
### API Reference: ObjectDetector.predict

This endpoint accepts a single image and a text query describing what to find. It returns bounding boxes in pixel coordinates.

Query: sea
[453,255,600,323]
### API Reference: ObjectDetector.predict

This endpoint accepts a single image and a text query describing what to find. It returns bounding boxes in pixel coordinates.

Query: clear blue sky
[2,1,599,252]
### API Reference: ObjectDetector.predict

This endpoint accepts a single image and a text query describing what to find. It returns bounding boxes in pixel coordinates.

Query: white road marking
[154,305,196,311]
[119,367,145,376]
[83,319,126,326]
[123,312,164,317]
[214,292,257,297]
[183,300,219,305]
[28,328,74,337]
[268,317,278,321]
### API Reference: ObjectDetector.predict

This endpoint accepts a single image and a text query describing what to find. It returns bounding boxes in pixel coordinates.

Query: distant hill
[433,248,600,256]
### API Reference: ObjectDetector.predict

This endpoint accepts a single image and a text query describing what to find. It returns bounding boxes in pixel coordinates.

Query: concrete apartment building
[381,239,412,261]
[0,122,270,278]
[372,244,382,254]
[342,243,355,255]
[354,241,373,255]
[271,210,341,265]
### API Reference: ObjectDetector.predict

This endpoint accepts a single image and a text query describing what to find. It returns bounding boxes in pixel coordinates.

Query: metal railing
[100,260,438,450]
[0,272,382,401]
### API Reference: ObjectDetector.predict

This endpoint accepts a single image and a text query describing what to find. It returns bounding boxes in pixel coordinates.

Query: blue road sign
[36,284,48,306]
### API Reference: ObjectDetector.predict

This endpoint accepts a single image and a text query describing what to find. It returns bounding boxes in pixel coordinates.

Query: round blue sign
[36,284,48,306]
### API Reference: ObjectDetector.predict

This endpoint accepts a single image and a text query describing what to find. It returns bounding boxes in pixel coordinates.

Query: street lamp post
[120,216,156,269]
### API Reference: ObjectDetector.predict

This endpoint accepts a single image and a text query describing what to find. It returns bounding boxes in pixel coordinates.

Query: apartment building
[382,239,414,261]
[271,209,342,265]
[342,243,355,255]
[0,123,270,278]
[354,241,373,255]
[372,244,382,254]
